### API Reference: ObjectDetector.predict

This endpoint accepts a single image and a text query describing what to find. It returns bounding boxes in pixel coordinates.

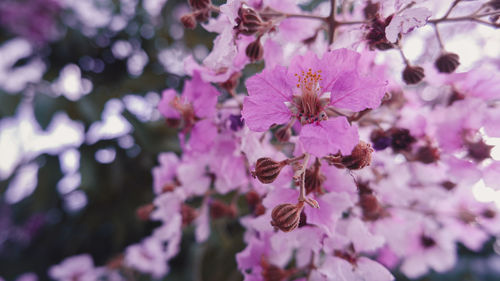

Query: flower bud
[260,258,295,281]
[482,209,496,219]
[415,145,440,164]
[440,180,456,191]
[370,129,391,151]
[359,194,382,221]
[210,200,236,219]
[219,71,241,92]
[402,65,425,85]
[136,203,154,221]
[275,126,291,142]
[467,140,493,162]
[388,128,416,152]
[304,168,326,195]
[341,141,374,170]
[180,13,197,29]
[246,39,264,62]
[181,204,198,226]
[188,0,210,10]
[252,158,287,184]
[435,52,460,73]
[270,202,304,232]
[363,1,380,20]
[420,234,436,248]
[236,6,264,36]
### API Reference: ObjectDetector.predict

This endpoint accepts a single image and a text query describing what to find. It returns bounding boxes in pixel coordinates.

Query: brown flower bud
[246,39,264,62]
[363,1,381,20]
[415,145,440,164]
[275,126,291,142]
[435,52,460,73]
[219,71,241,92]
[271,202,304,232]
[246,190,261,206]
[359,194,382,221]
[305,159,325,195]
[420,234,436,248]
[181,204,198,226]
[341,141,374,170]
[447,90,465,106]
[467,140,493,162]
[188,0,210,10]
[210,200,236,219]
[252,158,287,184]
[260,258,295,281]
[180,13,197,29]
[236,6,264,36]
[402,65,425,85]
[440,180,457,191]
[106,254,124,270]
[136,203,154,221]
[388,128,416,152]
[482,209,496,219]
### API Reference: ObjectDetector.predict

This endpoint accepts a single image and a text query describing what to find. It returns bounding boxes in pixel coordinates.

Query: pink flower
[124,237,170,278]
[152,152,179,195]
[242,49,386,156]
[48,254,97,281]
[158,71,219,129]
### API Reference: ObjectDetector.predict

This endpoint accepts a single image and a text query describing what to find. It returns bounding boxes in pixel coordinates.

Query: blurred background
[0,0,499,280]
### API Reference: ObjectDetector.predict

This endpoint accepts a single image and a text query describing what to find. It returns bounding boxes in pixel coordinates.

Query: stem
[297,153,310,202]
[327,0,338,45]
[397,43,410,66]
[442,0,461,19]
[284,13,326,20]
[429,11,500,24]
[433,24,445,50]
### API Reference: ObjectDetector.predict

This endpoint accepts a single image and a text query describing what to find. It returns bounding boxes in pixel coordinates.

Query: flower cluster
[30,0,500,280]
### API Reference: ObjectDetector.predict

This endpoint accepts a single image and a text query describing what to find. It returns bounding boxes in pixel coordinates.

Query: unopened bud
[261,258,295,281]
[136,203,154,221]
[219,71,241,92]
[440,180,456,191]
[467,140,493,162]
[435,52,460,73]
[236,6,264,35]
[165,118,181,128]
[181,204,198,226]
[275,126,291,142]
[188,0,210,10]
[359,194,382,221]
[341,141,374,170]
[246,39,264,62]
[370,129,391,151]
[415,145,440,164]
[210,200,236,219]
[304,159,325,195]
[388,128,416,152]
[270,202,304,232]
[180,13,197,29]
[482,209,496,219]
[252,158,287,184]
[363,1,380,19]
[402,65,425,85]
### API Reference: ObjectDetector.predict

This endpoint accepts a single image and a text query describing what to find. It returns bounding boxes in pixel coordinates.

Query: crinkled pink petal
[357,257,395,281]
[158,89,180,119]
[195,201,210,243]
[152,152,180,194]
[330,70,387,111]
[188,119,217,153]
[183,71,219,118]
[299,117,359,157]
[385,7,432,43]
[242,66,293,131]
